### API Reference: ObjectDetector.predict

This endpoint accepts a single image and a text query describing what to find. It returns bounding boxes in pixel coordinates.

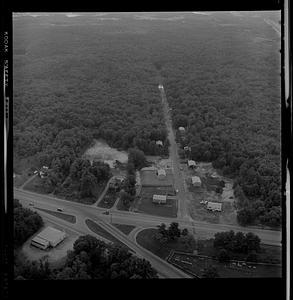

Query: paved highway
[14,188,281,246]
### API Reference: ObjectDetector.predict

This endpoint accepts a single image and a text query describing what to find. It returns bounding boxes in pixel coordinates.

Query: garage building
[31,226,66,250]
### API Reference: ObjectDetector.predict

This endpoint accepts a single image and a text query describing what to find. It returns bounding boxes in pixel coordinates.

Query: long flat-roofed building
[152,194,167,204]
[31,226,66,250]
[207,202,222,212]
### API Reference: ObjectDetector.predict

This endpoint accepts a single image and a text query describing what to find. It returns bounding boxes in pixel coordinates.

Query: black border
[1,0,289,299]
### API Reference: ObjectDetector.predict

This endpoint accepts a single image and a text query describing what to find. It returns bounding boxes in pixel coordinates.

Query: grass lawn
[24,175,109,205]
[136,228,192,260]
[35,207,76,223]
[112,224,136,235]
[23,176,51,194]
[136,187,177,218]
[140,169,174,186]
[85,219,133,252]
[14,173,31,188]
[98,189,119,209]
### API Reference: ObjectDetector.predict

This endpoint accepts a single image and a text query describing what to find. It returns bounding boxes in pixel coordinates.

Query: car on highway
[57,208,63,212]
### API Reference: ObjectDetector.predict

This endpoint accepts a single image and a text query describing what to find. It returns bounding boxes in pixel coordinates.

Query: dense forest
[13,12,281,226]
[14,199,44,248]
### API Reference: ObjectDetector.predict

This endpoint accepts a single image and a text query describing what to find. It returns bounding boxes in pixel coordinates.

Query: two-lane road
[159,85,190,220]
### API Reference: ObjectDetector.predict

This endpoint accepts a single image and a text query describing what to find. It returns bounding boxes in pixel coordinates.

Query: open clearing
[83,139,128,167]
[135,186,177,218]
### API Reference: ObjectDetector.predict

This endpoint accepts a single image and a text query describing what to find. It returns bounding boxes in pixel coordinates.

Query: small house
[152,194,167,204]
[178,126,185,132]
[156,140,163,147]
[157,169,166,179]
[191,176,201,187]
[187,160,196,168]
[207,202,222,212]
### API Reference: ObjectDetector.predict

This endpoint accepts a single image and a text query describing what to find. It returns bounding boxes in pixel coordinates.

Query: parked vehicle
[57,208,63,212]
[29,202,34,206]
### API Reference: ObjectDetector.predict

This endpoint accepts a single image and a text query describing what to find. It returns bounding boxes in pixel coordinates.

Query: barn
[152,194,167,204]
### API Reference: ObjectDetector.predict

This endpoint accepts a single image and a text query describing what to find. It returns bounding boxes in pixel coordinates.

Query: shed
[157,169,166,179]
[187,160,196,168]
[191,176,201,187]
[152,194,167,204]
[207,202,222,212]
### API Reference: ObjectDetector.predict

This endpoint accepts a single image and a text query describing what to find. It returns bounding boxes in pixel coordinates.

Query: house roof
[188,160,196,166]
[36,226,66,244]
[191,176,201,183]
[207,202,222,209]
[158,169,166,176]
[179,126,185,131]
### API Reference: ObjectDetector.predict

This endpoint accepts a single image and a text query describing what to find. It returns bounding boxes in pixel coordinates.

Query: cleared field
[140,170,174,187]
[136,187,177,218]
[168,252,281,278]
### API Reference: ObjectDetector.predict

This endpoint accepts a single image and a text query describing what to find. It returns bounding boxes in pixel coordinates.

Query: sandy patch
[83,139,128,165]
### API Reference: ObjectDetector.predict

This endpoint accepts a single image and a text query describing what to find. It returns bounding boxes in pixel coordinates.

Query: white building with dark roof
[152,194,167,204]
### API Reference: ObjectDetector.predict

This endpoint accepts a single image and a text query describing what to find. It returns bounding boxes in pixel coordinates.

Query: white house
[157,169,166,179]
[156,140,163,147]
[191,176,201,187]
[152,194,167,204]
[31,226,66,250]
[187,160,196,168]
[207,202,222,212]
